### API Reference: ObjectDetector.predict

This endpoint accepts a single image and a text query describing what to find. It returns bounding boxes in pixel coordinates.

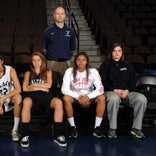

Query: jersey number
[0,88,8,96]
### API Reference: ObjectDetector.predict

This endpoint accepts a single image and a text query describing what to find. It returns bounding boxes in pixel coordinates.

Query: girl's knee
[63,95,73,104]
[96,95,106,103]
[107,94,120,103]
[136,94,148,106]
[51,98,63,109]
[12,94,22,105]
[23,98,32,109]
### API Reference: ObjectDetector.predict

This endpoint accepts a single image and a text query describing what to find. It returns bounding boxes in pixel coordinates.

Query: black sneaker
[93,127,104,138]
[53,135,67,147]
[20,136,29,148]
[108,128,117,139]
[131,128,145,139]
[69,126,78,138]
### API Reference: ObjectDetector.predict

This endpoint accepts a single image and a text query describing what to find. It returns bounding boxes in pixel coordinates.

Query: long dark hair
[107,42,125,61]
[73,52,90,81]
[30,52,47,80]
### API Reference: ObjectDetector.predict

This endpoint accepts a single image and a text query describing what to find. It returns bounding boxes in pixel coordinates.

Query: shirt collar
[54,23,66,30]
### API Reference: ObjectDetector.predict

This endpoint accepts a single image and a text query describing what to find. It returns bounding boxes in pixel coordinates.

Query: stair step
[74,50,100,56]
[79,27,90,31]
[79,37,95,41]
[72,55,104,61]
[79,41,96,45]
[79,31,92,35]
[82,50,101,55]
[79,45,100,51]
[90,62,102,69]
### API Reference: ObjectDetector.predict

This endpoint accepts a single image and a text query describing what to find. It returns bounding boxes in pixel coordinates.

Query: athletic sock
[12,117,20,132]
[94,117,103,128]
[68,117,76,127]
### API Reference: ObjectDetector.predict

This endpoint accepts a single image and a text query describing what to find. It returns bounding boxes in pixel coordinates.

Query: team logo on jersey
[120,67,127,71]
[65,31,70,37]
[31,78,45,84]
[0,81,12,88]
[51,32,55,35]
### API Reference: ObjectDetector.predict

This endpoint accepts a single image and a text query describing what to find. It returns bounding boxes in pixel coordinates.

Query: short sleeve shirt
[42,23,76,60]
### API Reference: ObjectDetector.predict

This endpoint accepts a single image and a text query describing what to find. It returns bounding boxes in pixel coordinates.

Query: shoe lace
[137,130,144,136]
[58,135,65,141]
[95,126,100,130]
[133,128,144,137]
[95,127,101,133]
[110,129,116,134]
[71,127,77,134]
[22,136,29,142]
[12,131,19,137]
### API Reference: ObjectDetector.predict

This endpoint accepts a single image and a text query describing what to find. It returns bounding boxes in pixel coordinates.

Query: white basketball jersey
[0,65,14,105]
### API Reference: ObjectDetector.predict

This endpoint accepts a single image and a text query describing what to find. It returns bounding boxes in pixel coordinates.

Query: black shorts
[22,91,54,111]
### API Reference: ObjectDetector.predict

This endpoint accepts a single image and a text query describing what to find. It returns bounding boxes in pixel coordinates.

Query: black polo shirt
[42,23,76,60]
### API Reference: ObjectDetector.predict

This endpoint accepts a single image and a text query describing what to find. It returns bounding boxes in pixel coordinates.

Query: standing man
[42,6,76,89]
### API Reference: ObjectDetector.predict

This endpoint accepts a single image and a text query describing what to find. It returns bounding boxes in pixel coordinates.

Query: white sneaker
[11,131,20,141]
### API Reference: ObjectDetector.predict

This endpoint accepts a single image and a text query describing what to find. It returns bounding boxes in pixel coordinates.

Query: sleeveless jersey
[0,65,14,108]
[29,73,46,85]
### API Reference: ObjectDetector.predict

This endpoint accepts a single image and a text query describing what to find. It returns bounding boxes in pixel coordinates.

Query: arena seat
[126,54,146,74]
[128,19,141,27]
[148,37,156,48]
[142,19,155,28]
[134,45,151,55]
[135,75,156,125]
[150,27,156,36]
[123,46,132,55]
[140,5,151,12]
[144,0,156,4]
[127,5,139,13]
[134,27,149,36]
[146,55,156,70]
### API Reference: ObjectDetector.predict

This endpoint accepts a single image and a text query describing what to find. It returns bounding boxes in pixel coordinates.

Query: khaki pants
[47,60,71,88]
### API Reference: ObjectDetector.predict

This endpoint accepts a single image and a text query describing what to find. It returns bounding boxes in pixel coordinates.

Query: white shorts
[4,98,14,112]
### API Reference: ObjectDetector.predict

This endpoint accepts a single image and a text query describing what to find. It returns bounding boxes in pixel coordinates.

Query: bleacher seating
[0,0,47,66]
[78,0,156,69]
